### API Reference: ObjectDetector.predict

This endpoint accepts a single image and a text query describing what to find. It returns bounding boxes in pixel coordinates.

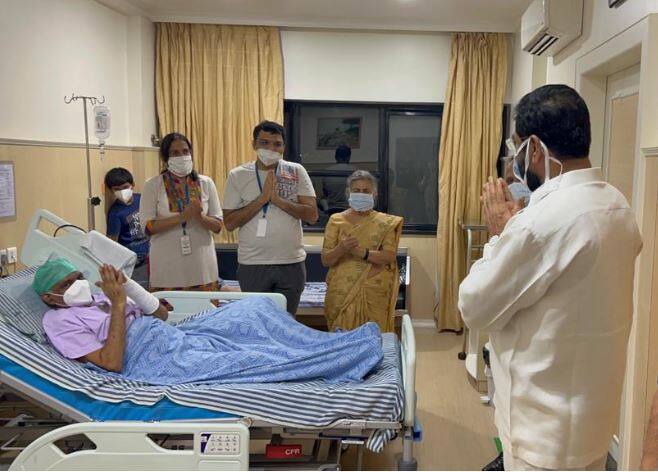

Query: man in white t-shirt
[223,121,318,314]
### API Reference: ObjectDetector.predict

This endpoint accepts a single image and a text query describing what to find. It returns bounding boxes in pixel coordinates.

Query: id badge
[181,234,192,255]
[256,218,267,237]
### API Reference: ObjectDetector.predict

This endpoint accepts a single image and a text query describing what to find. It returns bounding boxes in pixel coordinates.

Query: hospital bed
[0,210,419,470]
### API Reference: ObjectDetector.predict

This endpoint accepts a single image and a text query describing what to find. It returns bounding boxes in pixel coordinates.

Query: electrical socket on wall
[7,247,17,264]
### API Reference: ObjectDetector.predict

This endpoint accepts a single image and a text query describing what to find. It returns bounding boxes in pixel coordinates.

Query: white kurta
[458,168,642,469]
[140,174,223,289]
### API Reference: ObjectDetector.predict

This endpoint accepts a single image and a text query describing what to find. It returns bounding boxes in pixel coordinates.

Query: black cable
[53,224,86,237]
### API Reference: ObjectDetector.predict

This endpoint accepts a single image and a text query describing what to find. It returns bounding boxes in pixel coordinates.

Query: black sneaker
[482,452,504,471]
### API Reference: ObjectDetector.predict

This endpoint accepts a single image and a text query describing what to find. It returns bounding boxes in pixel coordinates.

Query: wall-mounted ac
[521,0,583,56]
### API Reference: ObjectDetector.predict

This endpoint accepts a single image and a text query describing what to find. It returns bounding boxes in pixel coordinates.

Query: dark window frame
[383,106,444,234]
[284,99,510,234]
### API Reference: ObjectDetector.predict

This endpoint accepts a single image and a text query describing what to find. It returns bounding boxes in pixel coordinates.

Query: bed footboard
[9,421,249,471]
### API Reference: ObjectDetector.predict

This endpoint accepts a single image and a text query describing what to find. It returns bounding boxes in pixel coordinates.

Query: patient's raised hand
[96,264,127,306]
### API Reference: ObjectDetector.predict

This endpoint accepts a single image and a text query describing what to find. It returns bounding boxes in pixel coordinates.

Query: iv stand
[64,93,105,231]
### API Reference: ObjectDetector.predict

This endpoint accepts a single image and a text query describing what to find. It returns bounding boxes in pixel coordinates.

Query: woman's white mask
[168,155,194,177]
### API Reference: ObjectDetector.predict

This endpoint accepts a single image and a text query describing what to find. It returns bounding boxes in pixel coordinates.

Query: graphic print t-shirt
[223,160,315,265]
[107,193,150,262]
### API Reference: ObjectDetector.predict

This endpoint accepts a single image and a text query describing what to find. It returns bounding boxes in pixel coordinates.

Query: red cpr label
[265,444,303,459]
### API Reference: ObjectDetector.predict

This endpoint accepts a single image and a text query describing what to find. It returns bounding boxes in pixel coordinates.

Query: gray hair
[345,170,378,196]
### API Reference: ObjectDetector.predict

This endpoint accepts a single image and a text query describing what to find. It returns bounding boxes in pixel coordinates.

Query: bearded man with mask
[459,85,642,471]
[223,121,318,314]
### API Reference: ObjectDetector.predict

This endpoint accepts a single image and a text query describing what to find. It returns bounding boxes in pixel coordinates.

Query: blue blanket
[118,296,383,385]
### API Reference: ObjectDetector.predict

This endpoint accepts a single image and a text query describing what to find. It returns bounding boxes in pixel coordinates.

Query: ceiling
[98,0,534,33]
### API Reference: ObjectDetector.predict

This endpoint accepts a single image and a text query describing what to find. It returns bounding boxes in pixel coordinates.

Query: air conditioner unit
[521,0,583,56]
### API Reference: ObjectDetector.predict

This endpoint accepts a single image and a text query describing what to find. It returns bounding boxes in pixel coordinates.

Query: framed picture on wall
[316,117,362,149]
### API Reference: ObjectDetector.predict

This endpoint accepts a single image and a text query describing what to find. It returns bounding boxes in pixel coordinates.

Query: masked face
[348,193,375,212]
[254,131,285,167]
[114,188,133,204]
[508,181,532,204]
[512,136,563,192]
[168,155,193,178]
[256,148,283,167]
[47,279,93,307]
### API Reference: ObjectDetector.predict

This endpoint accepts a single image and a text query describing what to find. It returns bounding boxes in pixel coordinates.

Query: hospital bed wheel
[398,458,418,471]
[457,351,467,360]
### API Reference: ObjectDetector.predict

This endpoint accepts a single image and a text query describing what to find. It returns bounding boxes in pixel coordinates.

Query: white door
[602,64,640,206]
[602,63,641,465]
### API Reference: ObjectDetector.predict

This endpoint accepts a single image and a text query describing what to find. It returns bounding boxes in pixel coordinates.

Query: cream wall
[282,29,514,104]
[0,0,156,147]
[127,15,157,147]
[510,31,547,128]
[281,30,453,103]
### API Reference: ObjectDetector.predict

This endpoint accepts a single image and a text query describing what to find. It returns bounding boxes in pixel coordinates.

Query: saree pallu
[323,211,403,332]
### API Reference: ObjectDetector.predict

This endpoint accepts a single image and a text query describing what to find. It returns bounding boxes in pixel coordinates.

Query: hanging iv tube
[64,93,105,231]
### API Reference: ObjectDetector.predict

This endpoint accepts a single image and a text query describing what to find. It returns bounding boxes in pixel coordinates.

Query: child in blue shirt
[105,168,150,266]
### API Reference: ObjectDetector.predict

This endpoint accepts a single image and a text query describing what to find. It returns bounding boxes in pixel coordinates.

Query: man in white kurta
[459,85,642,470]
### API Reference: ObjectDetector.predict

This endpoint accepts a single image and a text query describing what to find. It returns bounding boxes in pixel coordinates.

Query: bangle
[363,248,370,261]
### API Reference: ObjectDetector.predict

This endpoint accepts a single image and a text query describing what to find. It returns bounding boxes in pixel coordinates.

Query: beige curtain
[155,23,284,242]
[434,33,508,331]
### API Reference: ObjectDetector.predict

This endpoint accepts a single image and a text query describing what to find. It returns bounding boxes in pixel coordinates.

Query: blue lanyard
[255,167,270,217]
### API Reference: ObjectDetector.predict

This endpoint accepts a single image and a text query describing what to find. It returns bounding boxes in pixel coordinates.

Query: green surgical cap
[32,258,78,296]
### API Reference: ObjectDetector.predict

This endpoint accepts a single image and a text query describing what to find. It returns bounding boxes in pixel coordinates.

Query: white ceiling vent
[521,0,583,56]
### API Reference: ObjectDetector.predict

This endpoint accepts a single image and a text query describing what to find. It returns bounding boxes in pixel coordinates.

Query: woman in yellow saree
[322,171,403,332]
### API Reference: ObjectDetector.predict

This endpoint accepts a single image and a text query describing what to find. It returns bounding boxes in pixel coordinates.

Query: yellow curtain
[434,33,508,331]
[155,23,284,242]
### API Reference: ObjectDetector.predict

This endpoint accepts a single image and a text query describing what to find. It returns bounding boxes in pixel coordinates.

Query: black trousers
[237,262,306,314]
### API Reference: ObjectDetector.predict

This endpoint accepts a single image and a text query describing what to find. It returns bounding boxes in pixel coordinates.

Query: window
[387,112,441,229]
[284,100,509,234]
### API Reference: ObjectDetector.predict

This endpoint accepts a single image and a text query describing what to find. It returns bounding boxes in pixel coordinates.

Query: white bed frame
[1,210,418,471]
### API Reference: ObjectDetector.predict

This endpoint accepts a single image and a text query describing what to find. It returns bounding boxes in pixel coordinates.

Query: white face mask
[114,188,133,204]
[512,137,563,191]
[256,148,283,167]
[348,193,375,212]
[49,279,93,307]
[168,155,193,177]
[508,182,531,204]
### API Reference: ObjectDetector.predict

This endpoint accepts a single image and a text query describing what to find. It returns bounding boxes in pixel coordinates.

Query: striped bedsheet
[0,271,404,452]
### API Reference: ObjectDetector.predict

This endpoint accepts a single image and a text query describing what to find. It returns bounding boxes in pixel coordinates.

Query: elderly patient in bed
[32,258,383,386]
